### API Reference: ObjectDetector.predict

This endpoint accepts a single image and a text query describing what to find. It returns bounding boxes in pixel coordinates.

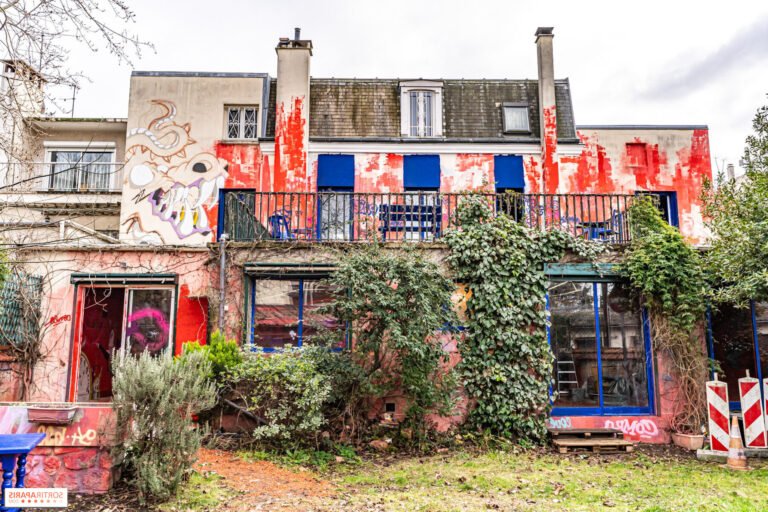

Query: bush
[183,330,242,384]
[227,348,332,448]
[112,350,217,503]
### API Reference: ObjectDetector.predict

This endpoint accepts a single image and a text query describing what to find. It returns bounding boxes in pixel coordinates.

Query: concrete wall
[119,74,268,245]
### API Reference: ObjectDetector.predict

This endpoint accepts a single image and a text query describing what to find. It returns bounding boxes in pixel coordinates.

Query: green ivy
[444,195,603,442]
[620,195,708,433]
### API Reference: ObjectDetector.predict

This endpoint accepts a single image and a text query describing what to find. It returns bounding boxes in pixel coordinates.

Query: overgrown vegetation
[621,195,708,433]
[319,245,459,442]
[444,194,603,442]
[184,330,242,385]
[703,100,768,305]
[227,348,332,447]
[112,350,217,504]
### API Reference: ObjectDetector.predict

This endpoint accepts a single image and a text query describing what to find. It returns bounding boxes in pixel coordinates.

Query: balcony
[220,191,636,244]
[0,162,124,193]
[0,162,123,214]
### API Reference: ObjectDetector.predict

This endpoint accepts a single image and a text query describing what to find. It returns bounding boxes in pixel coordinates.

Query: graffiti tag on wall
[604,418,659,438]
[547,417,572,429]
[36,425,98,447]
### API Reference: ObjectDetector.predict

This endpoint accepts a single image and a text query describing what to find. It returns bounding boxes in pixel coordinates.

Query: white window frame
[400,81,443,138]
[43,141,116,191]
[502,103,531,134]
[224,105,259,140]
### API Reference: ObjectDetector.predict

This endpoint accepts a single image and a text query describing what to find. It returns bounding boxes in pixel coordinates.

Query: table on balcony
[0,433,46,512]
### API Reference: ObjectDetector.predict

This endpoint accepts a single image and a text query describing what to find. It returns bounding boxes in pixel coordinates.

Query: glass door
[123,287,175,357]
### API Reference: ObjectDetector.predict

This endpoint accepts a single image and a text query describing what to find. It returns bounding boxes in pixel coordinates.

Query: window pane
[50,151,79,190]
[254,280,300,349]
[80,152,112,191]
[243,108,257,138]
[319,191,352,240]
[125,288,173,357]
[302,281,345,349]
[711,304,755,402]
[223,191,257,241]
[423,92,433,137]
[550,281,599,407]
[597,282,648,408]
[754,303,768,381]
[227,108,241,138]
[409,92,419,136]
[503,106,529,132]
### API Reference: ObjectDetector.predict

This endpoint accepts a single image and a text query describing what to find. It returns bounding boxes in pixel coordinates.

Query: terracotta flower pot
[671,432,704,451]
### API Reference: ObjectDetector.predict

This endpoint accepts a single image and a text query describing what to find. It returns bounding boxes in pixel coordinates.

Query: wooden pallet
[548,428,624,440]
[552,437,634,454]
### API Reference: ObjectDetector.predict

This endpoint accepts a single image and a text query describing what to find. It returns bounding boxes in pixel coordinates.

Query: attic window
[400,81,443,138]
[226,105,258,139]
[502,104,530,133]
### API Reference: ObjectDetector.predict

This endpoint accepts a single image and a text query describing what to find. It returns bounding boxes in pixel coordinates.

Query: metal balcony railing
[220,191,636,244]
[0,162,124,193]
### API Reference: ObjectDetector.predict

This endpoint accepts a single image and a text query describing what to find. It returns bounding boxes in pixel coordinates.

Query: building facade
[0,27,720,492]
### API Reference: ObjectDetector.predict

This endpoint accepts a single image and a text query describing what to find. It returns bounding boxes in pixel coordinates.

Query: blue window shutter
[404,155,441,189]
[317,154,355,188]
[494,155,525,190]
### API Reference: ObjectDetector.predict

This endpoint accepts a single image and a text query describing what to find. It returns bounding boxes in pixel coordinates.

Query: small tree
[322,245,458,436]
[703,99,768,305]
[112,350,216,504]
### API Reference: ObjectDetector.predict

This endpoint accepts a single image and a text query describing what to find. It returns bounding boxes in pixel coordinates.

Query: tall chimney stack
[274,28,312,192]
[535,27,558,194]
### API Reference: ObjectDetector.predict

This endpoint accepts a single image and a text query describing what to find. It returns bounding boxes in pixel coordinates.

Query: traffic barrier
[738,370,767,448]
[706,374,730,452]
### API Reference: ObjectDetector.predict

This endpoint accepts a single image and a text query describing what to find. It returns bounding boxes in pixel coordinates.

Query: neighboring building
[0,27,718,492]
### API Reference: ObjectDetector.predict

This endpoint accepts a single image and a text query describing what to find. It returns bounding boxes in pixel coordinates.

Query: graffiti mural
[604,418,660,439]
[122,100,229,244]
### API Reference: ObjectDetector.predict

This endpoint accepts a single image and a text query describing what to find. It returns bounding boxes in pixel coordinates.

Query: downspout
[218,233,228,332]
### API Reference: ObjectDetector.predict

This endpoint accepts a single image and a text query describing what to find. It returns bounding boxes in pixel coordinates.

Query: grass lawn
[323,447,768,511]
[95,445,768,511]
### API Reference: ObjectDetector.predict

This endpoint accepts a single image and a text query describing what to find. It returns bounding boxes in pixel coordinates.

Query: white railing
[0,162,124,193]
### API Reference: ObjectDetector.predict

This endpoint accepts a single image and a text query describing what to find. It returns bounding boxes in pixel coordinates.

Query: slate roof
[265,78,577,142]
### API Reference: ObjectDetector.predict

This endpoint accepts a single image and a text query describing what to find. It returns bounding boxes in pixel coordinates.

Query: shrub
[112,350,217,503]
[227,348,331,448]
[183,330,242,384]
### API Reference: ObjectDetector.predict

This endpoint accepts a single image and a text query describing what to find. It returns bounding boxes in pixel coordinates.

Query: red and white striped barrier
[764,378,768,434]
[706,375,730,452]
[738,371,767,448]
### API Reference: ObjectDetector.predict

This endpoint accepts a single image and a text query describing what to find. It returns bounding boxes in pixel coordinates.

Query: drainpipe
[218,233,228,332]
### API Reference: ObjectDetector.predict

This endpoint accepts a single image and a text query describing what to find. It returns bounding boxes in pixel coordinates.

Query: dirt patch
[194,448,334,510]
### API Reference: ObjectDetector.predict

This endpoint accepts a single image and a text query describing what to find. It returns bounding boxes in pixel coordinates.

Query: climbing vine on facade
[444,195,603,442]
[620,195,708,433]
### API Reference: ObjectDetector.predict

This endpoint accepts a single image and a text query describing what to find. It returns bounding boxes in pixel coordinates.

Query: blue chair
[1,433,46,511]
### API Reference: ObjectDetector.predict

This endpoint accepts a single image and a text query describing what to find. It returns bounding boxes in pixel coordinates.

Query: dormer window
[400,81,443,138]
[226,105,258,139]
[502,103,530,133]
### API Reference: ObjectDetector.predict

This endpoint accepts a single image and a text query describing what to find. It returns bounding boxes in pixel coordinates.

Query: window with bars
[408,91,435,137]
[226,106,258,139]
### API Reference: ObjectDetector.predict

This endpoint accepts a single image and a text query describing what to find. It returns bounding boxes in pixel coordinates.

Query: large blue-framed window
[248,275,347,351]
[548,276,654,416]
[317,154,355,241]
[636,191,679,228]
[708,301,768,410]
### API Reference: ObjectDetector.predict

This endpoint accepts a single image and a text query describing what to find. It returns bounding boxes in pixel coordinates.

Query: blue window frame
[636,191,679,228]
[547,276,655,416]
[708,301,768,410]
[248,275,348,352]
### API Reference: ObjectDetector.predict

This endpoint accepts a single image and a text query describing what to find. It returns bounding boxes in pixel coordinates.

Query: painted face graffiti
[123,100,229,242]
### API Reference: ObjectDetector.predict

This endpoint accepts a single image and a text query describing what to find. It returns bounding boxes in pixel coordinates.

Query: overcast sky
[57,0,768,174]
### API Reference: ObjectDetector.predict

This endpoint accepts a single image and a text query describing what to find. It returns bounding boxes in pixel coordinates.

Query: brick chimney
[535,27,558,194]
[274,28,312,192]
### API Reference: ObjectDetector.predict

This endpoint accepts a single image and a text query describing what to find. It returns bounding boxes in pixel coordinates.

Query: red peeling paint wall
[354,154,404,193]
[542,106,559,194]
[561,128,713,243]
[440,154,495,193]
[274,97,310,193]
[523,156,542,194]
